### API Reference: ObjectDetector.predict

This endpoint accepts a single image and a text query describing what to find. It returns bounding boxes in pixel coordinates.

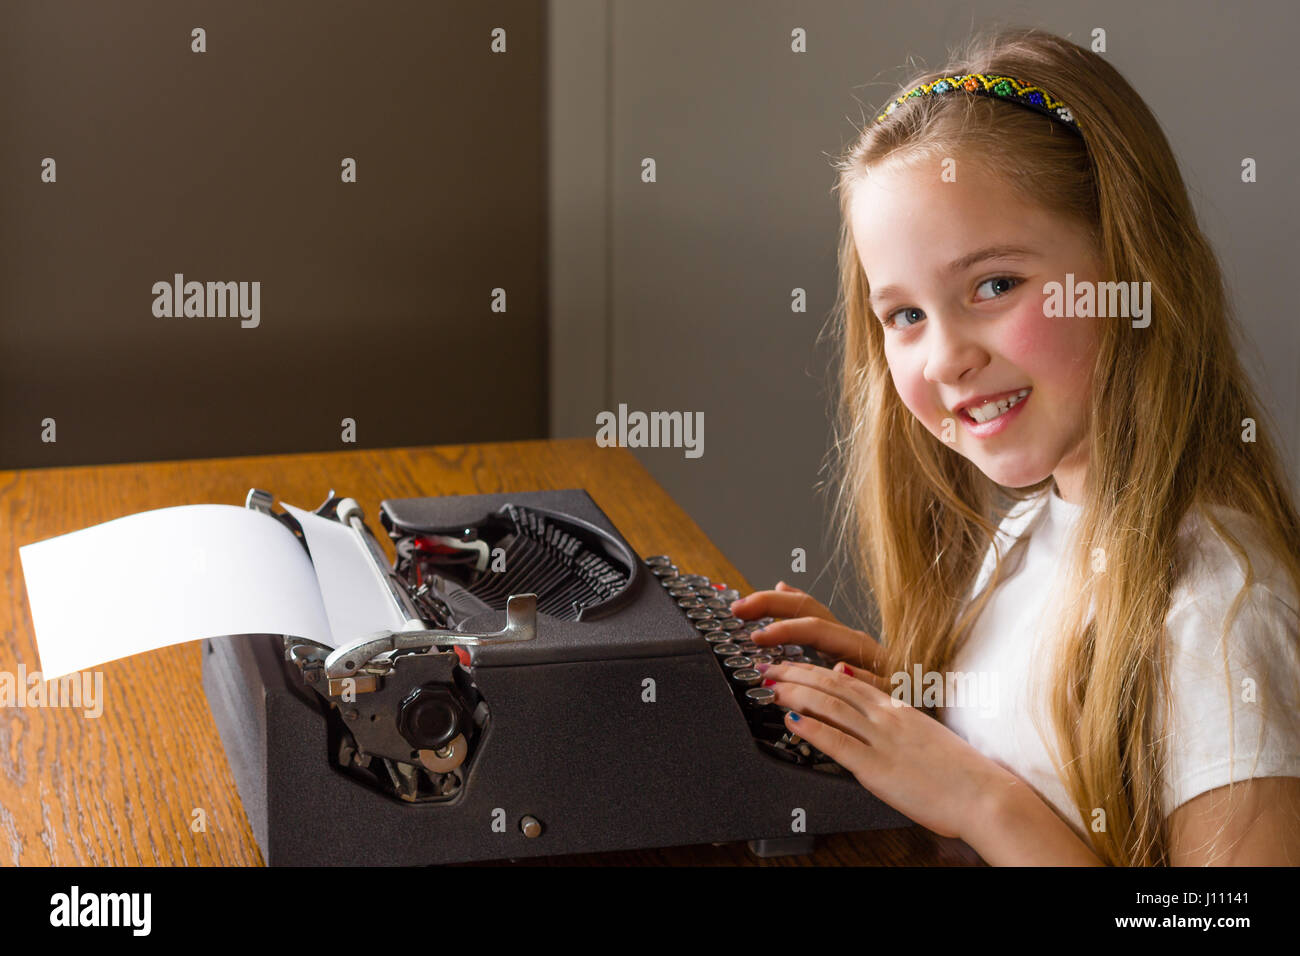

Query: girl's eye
[883,306,925,330]
[974,276,1022,301]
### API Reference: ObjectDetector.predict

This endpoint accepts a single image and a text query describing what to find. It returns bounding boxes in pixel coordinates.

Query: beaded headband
[875,72,1082,135]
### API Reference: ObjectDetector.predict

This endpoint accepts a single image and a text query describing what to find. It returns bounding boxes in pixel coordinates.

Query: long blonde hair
[827,26,1300,865]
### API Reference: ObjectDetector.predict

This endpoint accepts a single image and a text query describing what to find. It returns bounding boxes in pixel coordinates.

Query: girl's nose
[922,317,987,385]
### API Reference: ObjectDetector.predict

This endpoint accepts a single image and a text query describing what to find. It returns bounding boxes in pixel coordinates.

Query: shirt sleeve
[1160,579,1300,817]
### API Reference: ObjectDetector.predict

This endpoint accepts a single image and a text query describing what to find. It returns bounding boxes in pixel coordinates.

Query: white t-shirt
[940,486,1300,837]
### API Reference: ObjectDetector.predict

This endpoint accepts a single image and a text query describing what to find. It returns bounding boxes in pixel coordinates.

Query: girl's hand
[760,659,1011,841]
[730,581,883,672]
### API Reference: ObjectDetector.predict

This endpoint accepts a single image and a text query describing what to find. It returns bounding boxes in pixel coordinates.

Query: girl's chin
[962,454,1052,489]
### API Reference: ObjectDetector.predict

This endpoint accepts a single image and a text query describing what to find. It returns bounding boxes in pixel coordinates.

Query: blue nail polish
[788,712,802,722]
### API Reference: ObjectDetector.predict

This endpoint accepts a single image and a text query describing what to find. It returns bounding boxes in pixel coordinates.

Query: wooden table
[0,438,982,865]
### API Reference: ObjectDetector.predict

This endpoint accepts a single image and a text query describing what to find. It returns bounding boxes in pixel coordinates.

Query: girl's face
[848,156,1101,503]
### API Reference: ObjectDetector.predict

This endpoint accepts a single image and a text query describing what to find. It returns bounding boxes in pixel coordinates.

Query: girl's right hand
[729,581,885,676]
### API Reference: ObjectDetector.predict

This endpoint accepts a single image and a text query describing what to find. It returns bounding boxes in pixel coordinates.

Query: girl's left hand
[762,660,1012,840]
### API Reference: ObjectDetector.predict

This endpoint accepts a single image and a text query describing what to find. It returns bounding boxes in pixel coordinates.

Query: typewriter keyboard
[644,556,849,775]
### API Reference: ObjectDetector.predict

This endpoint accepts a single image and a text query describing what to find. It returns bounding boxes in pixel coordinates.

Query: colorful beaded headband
[875,72,1082,134]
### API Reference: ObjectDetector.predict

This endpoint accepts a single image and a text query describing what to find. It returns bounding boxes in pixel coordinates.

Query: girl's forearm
[965,773,1107,866]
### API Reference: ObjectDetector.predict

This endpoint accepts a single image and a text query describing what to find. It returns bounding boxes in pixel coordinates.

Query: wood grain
[0,438,982,866]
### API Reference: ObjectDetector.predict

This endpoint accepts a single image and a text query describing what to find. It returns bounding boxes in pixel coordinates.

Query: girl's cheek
[889,356,944,429]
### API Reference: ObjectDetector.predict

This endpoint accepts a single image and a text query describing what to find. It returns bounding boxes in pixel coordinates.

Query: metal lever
[323,592,538,679]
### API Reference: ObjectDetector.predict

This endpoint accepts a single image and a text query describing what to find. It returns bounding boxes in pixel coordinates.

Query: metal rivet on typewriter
[731,668,763,687]
[712,643,740,657]
[723,655,752,669]
[520,815,543,838]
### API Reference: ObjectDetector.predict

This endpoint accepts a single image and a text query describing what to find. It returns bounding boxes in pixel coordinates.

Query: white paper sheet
[19,501,404,680]
[282,503,408,647]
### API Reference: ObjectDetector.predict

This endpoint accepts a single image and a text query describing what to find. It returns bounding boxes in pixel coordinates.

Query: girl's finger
[730,586,836,624]
[830,659,892,694]
[762,660,883,718]
[749,617,884,670]
[765,680,873,747]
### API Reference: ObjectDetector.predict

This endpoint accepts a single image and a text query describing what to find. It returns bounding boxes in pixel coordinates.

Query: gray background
[550,0,1300,626]
[1,0,548,467]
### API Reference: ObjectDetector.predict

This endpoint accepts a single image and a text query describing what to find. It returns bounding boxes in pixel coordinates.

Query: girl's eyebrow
[868,244,1039,308]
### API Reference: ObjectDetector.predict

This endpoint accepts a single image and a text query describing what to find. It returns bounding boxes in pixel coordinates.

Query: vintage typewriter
[203,487,911,865]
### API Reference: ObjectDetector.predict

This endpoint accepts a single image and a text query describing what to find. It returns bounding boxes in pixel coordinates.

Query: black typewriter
[203,487,911,865]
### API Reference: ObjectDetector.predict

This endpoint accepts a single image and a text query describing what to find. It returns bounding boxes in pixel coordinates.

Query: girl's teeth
[967,388,1030,424]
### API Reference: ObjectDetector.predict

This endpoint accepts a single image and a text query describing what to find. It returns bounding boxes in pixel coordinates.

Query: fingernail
[763,678,775,687]
[755,662,769,672]
[753,627,766,636]
[841,663,853,676]
[787,712,802,722]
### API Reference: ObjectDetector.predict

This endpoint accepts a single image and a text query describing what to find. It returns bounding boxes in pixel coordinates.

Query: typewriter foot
[747,836,817,858]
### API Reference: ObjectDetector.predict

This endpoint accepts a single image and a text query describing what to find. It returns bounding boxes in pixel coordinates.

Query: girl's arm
[975,773,1105,865]
[1167,776,1300,865]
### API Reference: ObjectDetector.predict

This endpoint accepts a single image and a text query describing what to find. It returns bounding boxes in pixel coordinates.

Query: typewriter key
[745,687,776,706]
[703,630,731,644]
[686,608,714,621]
[661,576,687,589]
[723,655,753,669]
[681,575,710,586]
[676,596,704,608]
[702,598,727,612]
[667,587,694,598]
[720,619,744,631]
[749,654,773,665]
[712,643,740,657]
[731,668,763,686]
[645,555,673,567]
[694,619,720,632]
[650,565,679,578]
[738,642,760,654]
[720,589,740,603]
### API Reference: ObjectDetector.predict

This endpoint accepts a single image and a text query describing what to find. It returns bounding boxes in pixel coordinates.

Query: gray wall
[549,0,1300,627]
[1,0,548,469]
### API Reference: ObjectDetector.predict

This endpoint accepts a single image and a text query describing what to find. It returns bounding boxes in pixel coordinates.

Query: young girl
[730,27,1300,866]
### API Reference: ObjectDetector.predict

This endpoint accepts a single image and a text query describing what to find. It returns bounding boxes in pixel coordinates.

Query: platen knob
[398,684,468,751]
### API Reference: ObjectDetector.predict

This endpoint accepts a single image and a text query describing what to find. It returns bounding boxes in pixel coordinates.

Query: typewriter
[202,487,911,865]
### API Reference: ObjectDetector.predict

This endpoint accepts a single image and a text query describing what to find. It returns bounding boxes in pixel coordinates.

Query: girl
[731,27,1300,865]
